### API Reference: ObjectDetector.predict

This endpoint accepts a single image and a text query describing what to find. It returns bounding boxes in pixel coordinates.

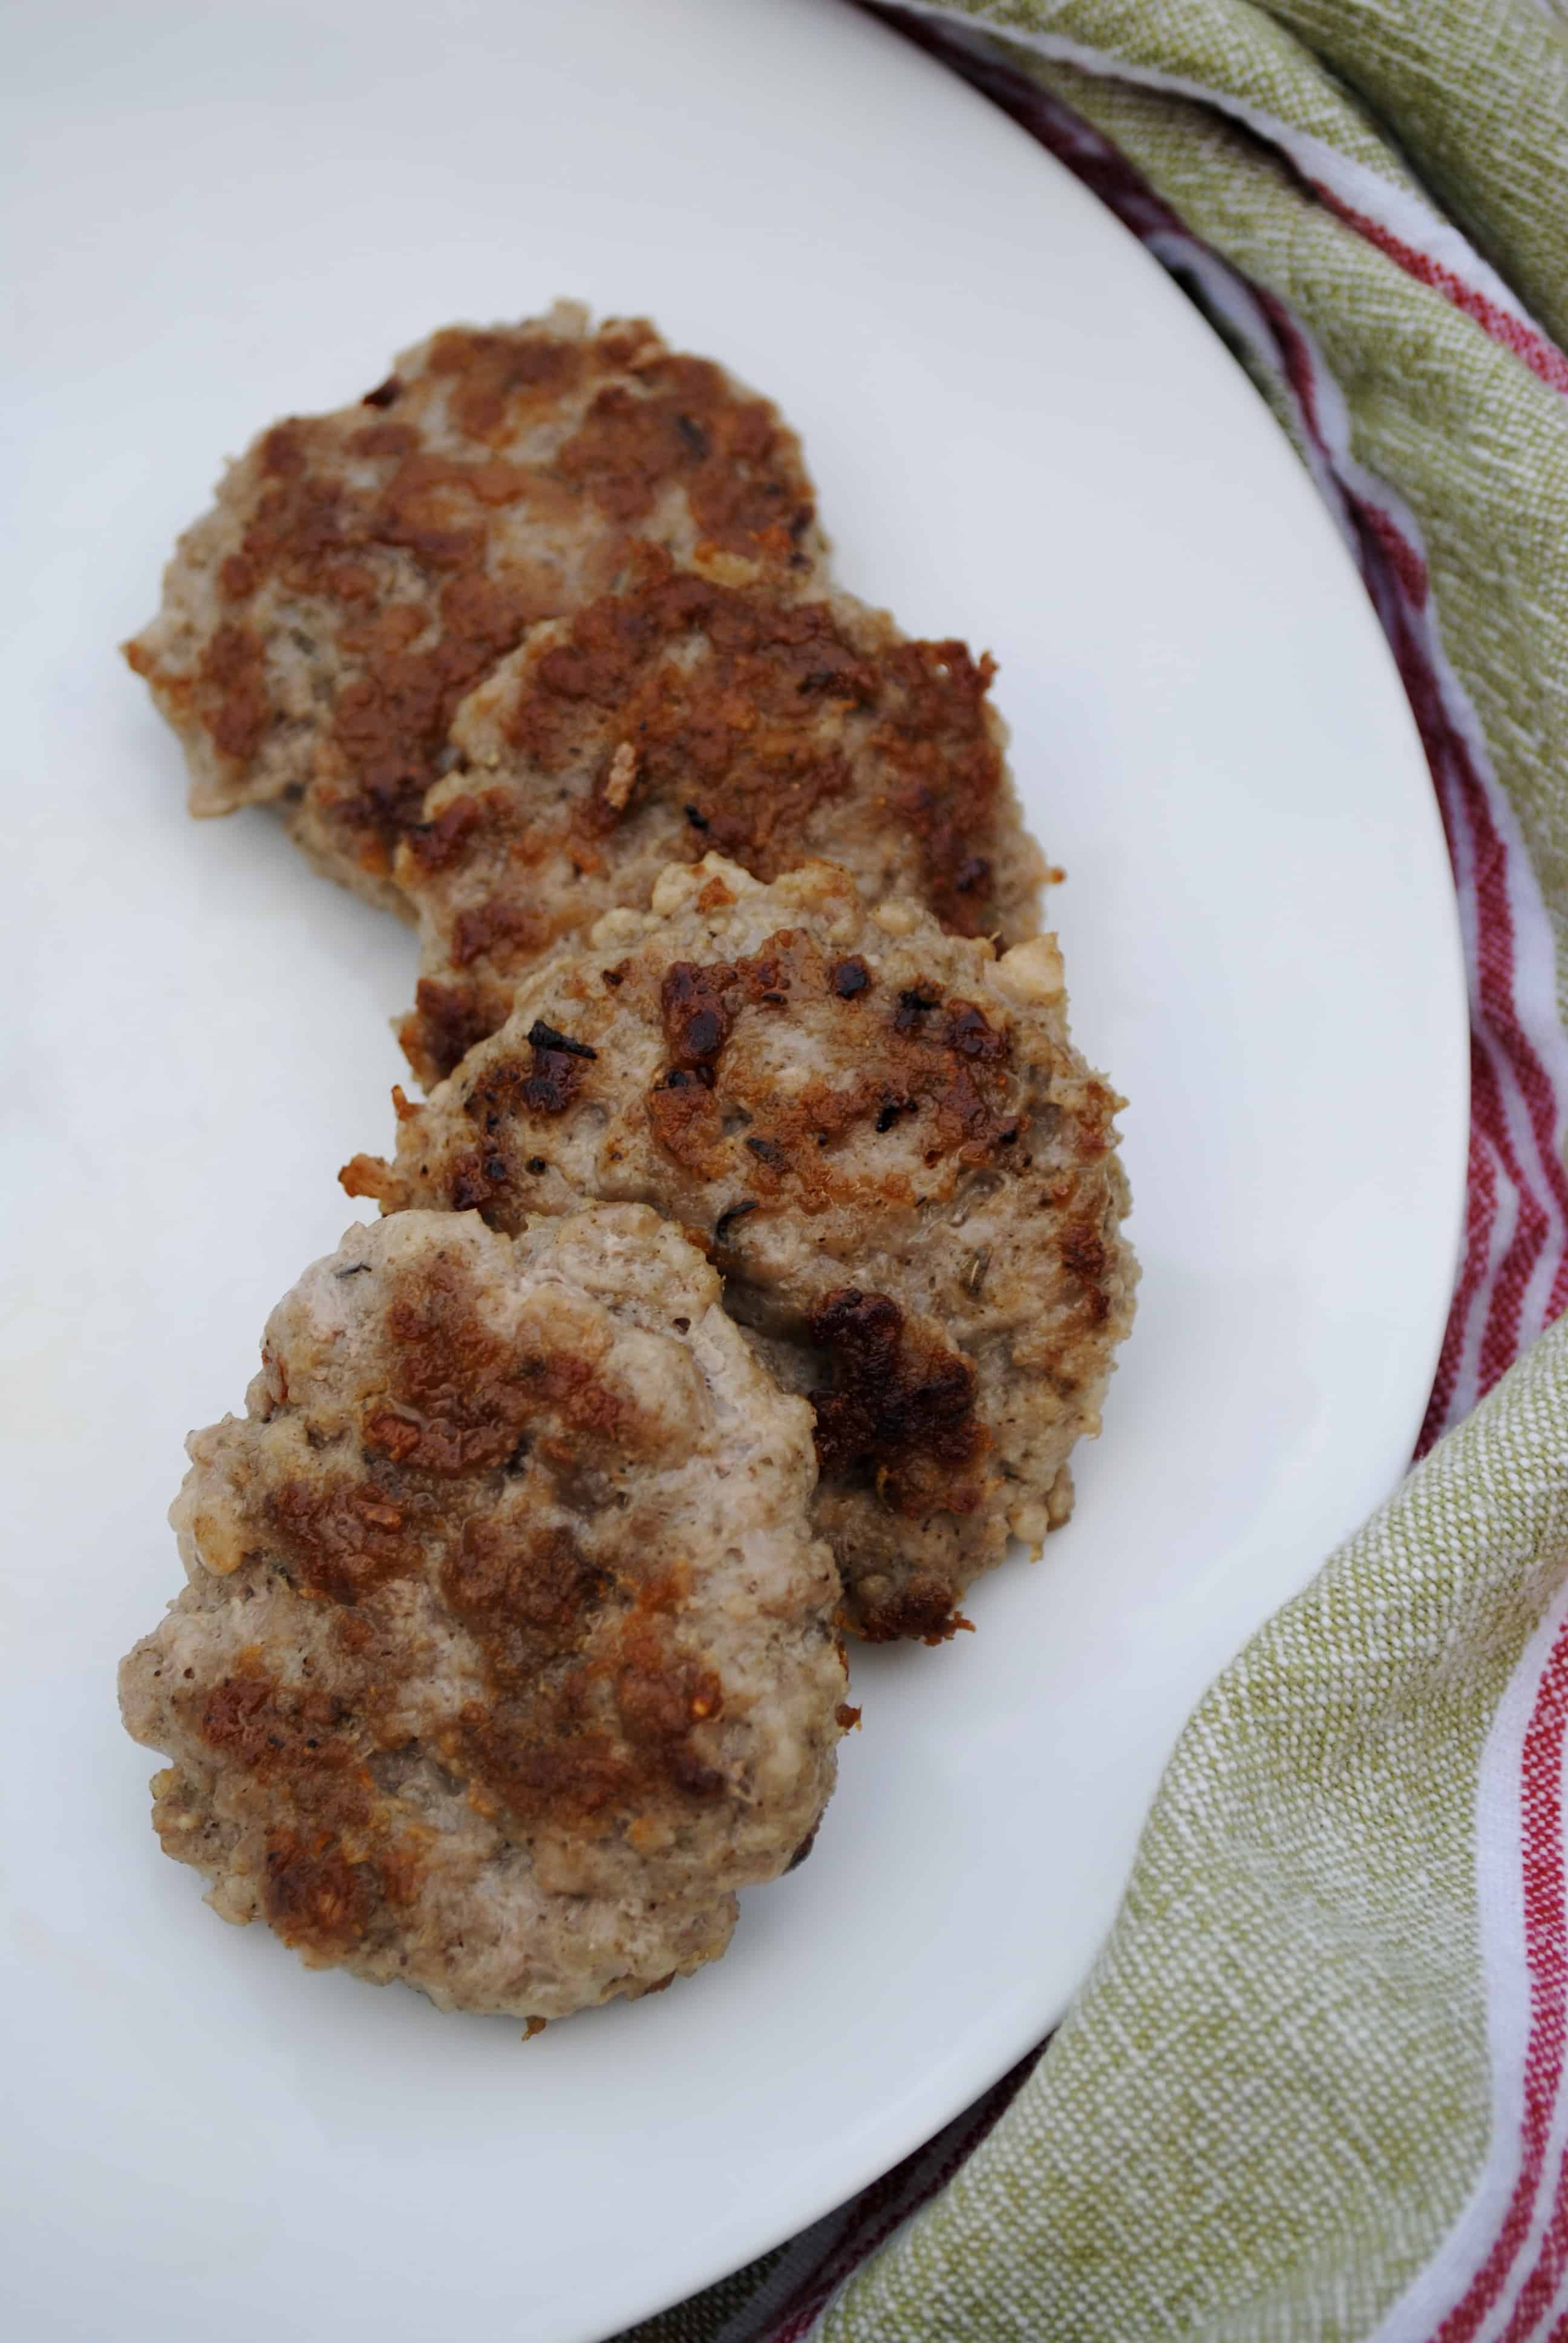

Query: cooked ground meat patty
[119,1205,847,2020]
[396,546,1045,1088]
[345,859,1135,1642]
[122,304,828,912]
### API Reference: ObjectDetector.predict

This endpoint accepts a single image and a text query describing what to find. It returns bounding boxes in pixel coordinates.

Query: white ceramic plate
[1,1,1466,2336]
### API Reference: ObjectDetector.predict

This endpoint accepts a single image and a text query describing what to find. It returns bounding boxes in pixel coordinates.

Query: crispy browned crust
[347,860,1135,1640]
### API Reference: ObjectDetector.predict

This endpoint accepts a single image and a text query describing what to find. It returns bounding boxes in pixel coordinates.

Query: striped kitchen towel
[616,2,1568,2336]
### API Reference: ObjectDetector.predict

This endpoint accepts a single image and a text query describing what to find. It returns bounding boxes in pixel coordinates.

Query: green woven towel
[621,4,1568,2336]
[825,1317,1568,2340]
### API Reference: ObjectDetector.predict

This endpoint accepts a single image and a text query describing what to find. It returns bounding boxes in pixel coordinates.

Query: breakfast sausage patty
[123,304,828,911]
[396,548,1044,1088]
[119,1205,848,2020]
[346,859,1135,1642]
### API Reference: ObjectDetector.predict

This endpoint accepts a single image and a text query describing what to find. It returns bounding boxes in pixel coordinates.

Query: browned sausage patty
[119,1205,847,2020]
[396,546,1044,1087]
[123,303,828,912]
[346,859,1135,1642]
